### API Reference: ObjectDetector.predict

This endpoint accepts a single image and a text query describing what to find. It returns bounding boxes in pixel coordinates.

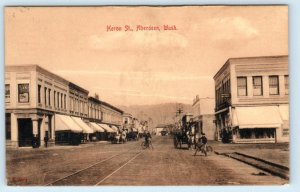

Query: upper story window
[5,84,10,103]
[38,85,41,104]
[64,94,66,109]
[285,75,289,95]
[44,87,47,105]
[54,91,56,107]
[57,92,60,108]
[237,77,247,96]
[269,76,279,95]
[253,76,263,96]
[18,83,30,103]
[61,93,63,108]
[48,89,51,106]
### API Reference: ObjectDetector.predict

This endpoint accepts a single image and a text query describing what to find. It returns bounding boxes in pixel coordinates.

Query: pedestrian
[194,133,208,156]
[44,134,49,148]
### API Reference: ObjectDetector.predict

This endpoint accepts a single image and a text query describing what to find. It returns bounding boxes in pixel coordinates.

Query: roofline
[213,55,288,79]
[6,64,89,94]
[101,101,124,114]
[228,55,288,61]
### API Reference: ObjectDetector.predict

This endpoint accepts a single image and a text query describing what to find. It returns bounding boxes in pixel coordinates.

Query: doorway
[18,118,33,147]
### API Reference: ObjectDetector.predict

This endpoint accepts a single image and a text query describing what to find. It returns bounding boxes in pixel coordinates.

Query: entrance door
[18,118,33,147]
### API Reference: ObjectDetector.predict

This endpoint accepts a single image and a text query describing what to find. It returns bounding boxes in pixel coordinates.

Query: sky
[5,6,288,106]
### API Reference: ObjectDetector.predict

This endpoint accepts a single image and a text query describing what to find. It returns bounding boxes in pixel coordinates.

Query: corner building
[213,55,289,143]
[5,65,70,147]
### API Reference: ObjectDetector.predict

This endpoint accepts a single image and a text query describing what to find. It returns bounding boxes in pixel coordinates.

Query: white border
[1,1,299,192]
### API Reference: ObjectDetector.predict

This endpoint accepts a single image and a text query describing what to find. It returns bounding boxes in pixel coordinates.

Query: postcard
[5,6,289,186]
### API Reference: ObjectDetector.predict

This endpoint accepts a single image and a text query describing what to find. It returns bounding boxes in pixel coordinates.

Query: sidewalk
[210,140,289,168]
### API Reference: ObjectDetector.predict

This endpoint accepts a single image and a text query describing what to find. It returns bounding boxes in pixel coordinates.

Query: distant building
[213,55,289,143]
[192,96,215,140]
[155,124,168,136]
[123,113,133,131]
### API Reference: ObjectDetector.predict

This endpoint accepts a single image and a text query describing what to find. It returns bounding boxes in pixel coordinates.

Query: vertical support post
[11,113,18,147]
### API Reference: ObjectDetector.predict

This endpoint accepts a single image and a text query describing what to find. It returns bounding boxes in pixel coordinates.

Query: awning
[232,106,283,129]
[279,105,289,121]
[111,125,119,132]
[99,123,116,132]
[279,105,289,129]
[71,117,94,134]
[55,114,83,133]
[90,122,105,132]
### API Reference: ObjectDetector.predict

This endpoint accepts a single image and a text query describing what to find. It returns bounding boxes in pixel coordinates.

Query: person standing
[44,134,49,148]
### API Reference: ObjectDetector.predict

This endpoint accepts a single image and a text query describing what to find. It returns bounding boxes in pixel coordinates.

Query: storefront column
[51,115,55,140]
[32,118,39,137]
[11,113,18,147]
[40,116,46,147]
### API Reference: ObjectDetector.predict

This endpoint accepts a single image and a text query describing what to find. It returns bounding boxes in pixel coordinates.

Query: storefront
[55,114,83,145]
[231,106,288,143]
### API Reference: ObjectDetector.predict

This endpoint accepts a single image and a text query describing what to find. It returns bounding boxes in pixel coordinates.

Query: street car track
[45,150,136,186]
[94,151,143,185]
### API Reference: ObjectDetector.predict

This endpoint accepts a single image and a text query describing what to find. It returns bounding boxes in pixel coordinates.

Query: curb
[214,150,289,180]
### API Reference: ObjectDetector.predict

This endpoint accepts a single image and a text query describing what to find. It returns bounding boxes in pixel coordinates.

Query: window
[237,77,247,96]
[38,85,41,103]
[48,89,51,106]
[64,95,66,109]
[253,76,263,96]
[285,75,289,95]
[57,92,60,108]
[61,93,63,108]
[5,84,10,103]
[269,76,279,95]
[44,87,47,105]
[6,113,11,140]
[54,91,56,107]
[18,83,30,103]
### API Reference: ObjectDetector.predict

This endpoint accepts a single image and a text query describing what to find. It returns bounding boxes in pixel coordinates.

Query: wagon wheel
[207,146,213,153]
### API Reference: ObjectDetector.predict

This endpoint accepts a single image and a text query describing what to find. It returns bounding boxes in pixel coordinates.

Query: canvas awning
[232,106,283,129]
[111,125,119,132]
[90,122,105,132]
[71,116,94,134]
[55,114,83,133]
[99,123,116,132]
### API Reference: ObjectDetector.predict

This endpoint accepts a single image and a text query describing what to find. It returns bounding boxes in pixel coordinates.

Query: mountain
[118,103,193,129]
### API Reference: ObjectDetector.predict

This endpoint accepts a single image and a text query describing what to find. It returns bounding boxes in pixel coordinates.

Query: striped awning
[99,123,116,132]
[55,114,82,133]
[90,122,105,132]
[71,117,94,134]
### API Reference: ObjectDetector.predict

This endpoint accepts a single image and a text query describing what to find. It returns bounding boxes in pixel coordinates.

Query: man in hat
[194,132,208,156]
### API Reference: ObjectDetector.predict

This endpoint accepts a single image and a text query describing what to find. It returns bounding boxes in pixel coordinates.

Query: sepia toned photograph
[4,6,289,186]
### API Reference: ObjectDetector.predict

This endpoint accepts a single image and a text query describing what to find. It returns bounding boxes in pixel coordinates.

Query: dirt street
[6,136,287,186]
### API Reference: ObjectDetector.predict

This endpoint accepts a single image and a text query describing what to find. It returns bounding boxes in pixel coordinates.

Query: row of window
[69,97,88,115]
[237,75,288,96]
[38,85,67,109]
[215,78,231,106]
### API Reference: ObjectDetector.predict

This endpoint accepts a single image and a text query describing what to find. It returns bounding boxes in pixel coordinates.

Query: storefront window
[5,84,10,103]
[6,113,11,140]
[18,83,30,103]
[237,77,247,96]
